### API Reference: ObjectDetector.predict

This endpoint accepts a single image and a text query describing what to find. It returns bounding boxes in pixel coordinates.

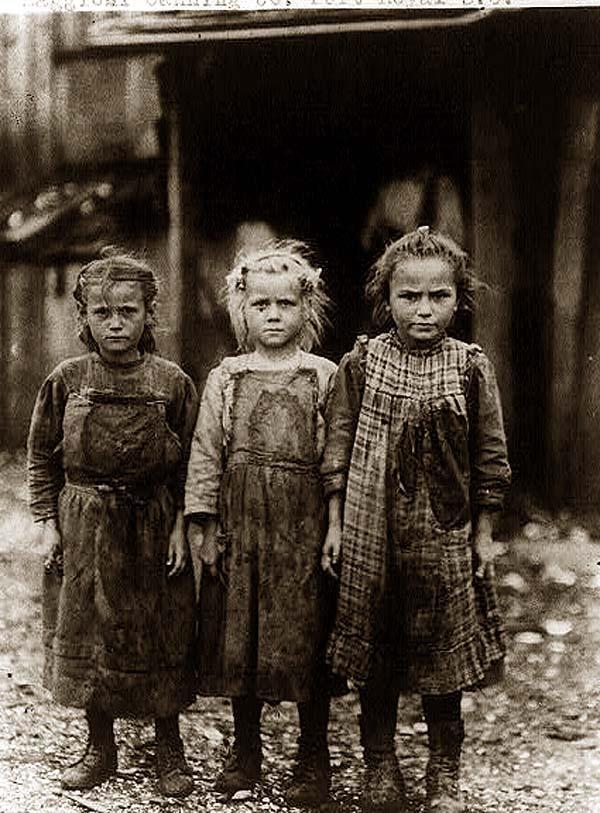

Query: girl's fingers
[475,560,494,580]
[321,554,339,580]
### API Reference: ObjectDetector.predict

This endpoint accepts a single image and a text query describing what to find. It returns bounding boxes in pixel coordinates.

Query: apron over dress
[31,354,197,718]
[196,366,334,703]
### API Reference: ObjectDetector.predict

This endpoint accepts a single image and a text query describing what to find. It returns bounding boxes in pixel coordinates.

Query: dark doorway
[185,28,471,361]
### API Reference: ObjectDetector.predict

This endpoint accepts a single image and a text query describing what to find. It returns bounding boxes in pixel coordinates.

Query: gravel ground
[1,452,600,813]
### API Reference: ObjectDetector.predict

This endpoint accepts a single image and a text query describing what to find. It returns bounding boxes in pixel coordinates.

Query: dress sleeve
[184,365,226,518]
[169,374,199,508]
[468,351,512,512]
[321,343,366,496]
[27,370,68,522]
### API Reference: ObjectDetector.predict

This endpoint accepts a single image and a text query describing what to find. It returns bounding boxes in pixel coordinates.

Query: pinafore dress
[40,356,196,717]
[197,366,333,703]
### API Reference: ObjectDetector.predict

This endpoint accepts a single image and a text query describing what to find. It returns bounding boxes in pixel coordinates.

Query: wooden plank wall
[0,14,57,196]
[0,13,163,448]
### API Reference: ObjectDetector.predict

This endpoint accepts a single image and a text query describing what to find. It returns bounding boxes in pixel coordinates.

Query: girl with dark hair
[322,227,511,813]
[27,249,198,798]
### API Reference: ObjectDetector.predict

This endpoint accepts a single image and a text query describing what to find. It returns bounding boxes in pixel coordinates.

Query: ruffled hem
[326,627,375,688]
[370,626,506,695]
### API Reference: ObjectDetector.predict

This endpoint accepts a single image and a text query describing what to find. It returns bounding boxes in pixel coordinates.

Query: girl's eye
[432,292,451,301]
[399,293,419,302]
[93,308,109,318]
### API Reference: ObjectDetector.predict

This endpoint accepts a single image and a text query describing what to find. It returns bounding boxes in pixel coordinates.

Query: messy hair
[225,240,331,352]
[73,247,159,353]
[366,226,477,329]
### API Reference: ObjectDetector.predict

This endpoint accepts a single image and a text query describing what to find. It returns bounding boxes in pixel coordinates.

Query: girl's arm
[321,342,366,496]
[184,366,226,592]
[321,342,366,577]
[166,374,200,578]
[27,371,68,524]
[184,366,226,519]
[170,373,200,509]
[468,351,512,575]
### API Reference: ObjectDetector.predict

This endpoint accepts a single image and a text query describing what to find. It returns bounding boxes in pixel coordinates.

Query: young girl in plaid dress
[185,241,338,806]
[321,227,511,813]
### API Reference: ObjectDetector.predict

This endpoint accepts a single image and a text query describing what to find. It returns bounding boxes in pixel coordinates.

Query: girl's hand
[321,524,342,580]
[199,519,220,578]
[167,512,189,578]
[473,529,496,580]
[473,510,497,580]
[42,518,63,574]
[187,521,204,600]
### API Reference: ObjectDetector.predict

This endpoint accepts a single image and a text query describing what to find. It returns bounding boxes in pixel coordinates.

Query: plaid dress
[322,331,511,693]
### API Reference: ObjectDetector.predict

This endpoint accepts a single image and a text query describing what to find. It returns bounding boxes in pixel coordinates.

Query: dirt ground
[1,451,600,813]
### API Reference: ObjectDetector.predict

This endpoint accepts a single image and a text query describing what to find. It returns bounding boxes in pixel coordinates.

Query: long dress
[322,332,511,693]
[28,352,198,718]
[185,351,338,703]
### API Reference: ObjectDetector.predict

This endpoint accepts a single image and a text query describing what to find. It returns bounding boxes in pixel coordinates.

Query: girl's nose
[266,304,281,320]
[108,312,124,329]
[417,295,432,315]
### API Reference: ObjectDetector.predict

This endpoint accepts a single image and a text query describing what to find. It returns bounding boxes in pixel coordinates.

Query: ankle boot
[359,714,408,813]
[155,715,194,798]
[286,697,332,806]
[61,708,117,790]
[214,697,263,796]
[425,720,465,813]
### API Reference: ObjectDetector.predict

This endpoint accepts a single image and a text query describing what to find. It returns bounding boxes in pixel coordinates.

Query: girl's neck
[249,345,302,368]
[97,349,144,367]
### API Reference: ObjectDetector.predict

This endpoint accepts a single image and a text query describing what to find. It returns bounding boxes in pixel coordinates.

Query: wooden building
[3,9,600,511]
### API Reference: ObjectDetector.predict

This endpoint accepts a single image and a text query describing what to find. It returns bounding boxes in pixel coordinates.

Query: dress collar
[389,329,446,356]
[93,351,147,370]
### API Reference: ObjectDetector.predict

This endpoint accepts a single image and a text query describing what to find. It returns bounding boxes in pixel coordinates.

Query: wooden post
[156,56,193,365]
[0,265,8,445]
[470,100,517,441]
[572,105,600,509]
[5,263,45,448]
[156,51,230,385]
[548,99,600,504]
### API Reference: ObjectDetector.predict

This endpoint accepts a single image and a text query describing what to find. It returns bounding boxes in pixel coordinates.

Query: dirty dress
[28,353,198,717]
[322,332,511,692]
[185,351,337,703]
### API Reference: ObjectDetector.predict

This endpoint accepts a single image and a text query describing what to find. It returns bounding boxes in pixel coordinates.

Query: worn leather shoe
[61,742,117,790]
[214,738,262,796]
[156,738,194,798]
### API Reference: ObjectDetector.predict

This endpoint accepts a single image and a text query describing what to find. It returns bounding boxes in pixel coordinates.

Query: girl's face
[85,280,147,363]
[244,271,304,356]
[388,257,457,348]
